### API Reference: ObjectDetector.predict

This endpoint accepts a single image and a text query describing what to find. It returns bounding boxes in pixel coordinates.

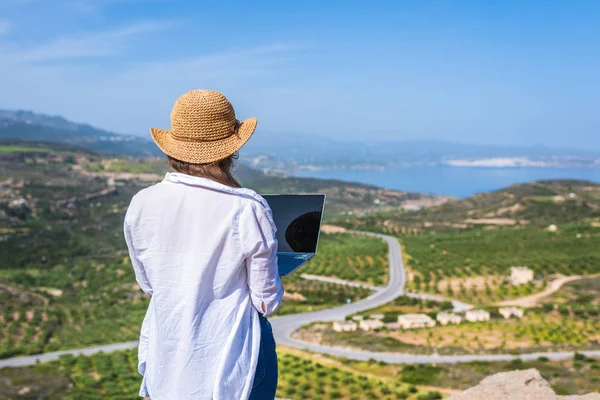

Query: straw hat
[150,89,257,164]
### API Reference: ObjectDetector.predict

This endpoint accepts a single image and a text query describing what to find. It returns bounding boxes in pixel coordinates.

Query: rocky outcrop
[445,369,600,400]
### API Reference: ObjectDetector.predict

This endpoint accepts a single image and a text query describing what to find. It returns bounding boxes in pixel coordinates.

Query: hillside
[335,179,600,233]
[2,140,599,399]
[0,110,161,157]
[0,139,440,271]
[0,139,402,361]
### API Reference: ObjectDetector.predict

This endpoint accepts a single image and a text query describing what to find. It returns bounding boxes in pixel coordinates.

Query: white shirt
[124,172,284,400]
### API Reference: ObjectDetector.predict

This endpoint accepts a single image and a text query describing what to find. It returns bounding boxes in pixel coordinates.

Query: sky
[0,0,599,149]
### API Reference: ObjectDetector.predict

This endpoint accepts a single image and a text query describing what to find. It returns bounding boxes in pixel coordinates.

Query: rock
[444,369,600,400]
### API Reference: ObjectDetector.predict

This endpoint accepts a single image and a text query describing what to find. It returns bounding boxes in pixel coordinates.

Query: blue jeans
[249,315,278,400]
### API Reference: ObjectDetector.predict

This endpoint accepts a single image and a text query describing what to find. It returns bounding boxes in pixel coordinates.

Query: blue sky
[0,0,599,149]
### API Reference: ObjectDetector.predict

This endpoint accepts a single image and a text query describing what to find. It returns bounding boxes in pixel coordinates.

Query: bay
[294,166,600,198]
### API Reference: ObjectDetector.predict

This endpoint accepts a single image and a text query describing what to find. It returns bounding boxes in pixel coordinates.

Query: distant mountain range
[1,109,598,171]
[0,110,161,157]
[241,132,600,172]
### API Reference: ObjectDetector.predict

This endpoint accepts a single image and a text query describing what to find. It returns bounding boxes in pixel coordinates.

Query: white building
[499,307,524,319]
[351,315,364,321]
[510,266,534,286]
[333,321,358,332]
[369,314,385,320]
[397,314,436,330]
[359,319,385,331]
[436,312,462,325]
[465,309,491,323]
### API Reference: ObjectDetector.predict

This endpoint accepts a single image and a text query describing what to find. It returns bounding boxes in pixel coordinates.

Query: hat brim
[150,117,257,164]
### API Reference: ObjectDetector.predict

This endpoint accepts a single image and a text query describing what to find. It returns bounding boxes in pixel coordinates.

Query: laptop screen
[262,194,325,253]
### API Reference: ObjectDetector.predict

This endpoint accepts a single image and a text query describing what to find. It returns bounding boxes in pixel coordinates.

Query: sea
[294,166,600,198]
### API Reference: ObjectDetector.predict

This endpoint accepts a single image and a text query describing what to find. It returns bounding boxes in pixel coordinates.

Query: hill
[0,139,433,361]
[0,110,161,157]
[335,179,600,233]
[0,139,440,272]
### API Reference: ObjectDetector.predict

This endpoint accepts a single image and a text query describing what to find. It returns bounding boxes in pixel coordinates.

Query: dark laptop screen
[262,194,325,253]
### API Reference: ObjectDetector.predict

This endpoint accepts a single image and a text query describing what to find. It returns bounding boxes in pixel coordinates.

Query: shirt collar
[162,172,266,205]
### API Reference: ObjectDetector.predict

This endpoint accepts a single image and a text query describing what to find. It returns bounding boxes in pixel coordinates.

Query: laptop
[262,194,326,276]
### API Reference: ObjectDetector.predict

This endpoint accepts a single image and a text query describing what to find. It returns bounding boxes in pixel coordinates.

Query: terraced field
[0,247,375,359]
[0,350,440,400]
[0,256,149,359]
[303,234,389,286]
[401,224,600,303]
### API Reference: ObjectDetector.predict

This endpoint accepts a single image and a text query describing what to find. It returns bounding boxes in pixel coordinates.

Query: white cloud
[1,21,170,63]
[0,41,301,135]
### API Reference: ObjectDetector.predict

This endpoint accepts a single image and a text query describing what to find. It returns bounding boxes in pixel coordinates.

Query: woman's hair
[167,153,242,188]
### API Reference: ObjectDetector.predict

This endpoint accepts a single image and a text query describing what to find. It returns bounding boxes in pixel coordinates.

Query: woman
[124,89,284,400]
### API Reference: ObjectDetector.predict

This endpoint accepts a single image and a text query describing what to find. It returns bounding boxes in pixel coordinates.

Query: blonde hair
[167,153,241,188]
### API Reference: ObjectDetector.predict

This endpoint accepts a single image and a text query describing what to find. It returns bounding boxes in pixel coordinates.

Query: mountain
[241,132,600,171]
[2,110,599,172]
[335,179,600,233]
[0,109,161,157]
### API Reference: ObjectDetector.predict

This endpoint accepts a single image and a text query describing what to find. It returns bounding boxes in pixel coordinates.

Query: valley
[1,138,599,398]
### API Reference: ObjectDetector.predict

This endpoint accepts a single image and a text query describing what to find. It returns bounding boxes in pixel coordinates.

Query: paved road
[270,232,599,363]
[299,274,383,292]
[0,341,139,368]
[2,231,599,368]
[271,232,405,346]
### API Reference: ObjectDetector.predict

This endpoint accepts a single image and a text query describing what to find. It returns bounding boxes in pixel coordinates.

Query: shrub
[510,358,524,367]
[327,390,342,399]
[418,391,443,400]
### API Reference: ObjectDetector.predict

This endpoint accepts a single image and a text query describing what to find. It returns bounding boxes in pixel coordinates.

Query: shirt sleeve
[124,207,153,295]
[239,200,284,317]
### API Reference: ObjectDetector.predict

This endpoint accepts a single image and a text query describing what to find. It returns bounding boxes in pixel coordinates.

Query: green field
[0,145,51,153]
[85,159,167,174]
[0,256,148,359]
[399,224,600,302]
[0,350,438,400]
[0,141,394,360]
[302,234,389,286]
[277,353,438,400]
[0,245,375,359]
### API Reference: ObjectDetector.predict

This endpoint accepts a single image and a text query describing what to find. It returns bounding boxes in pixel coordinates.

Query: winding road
[1,231,599,369]
[270,232,600,363]
[271,232,405,347]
